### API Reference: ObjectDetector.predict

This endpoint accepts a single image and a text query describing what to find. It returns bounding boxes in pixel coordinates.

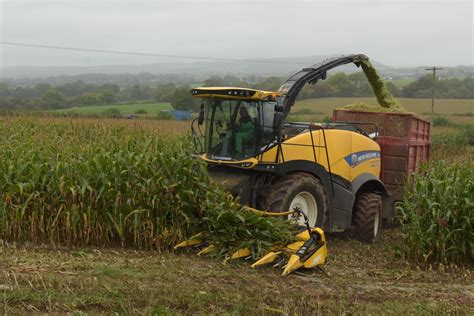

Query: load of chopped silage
[340,60,408,113]
[341,102,409,113]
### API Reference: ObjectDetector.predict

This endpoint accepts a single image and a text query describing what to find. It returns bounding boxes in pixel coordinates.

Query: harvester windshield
[201,99,277,160]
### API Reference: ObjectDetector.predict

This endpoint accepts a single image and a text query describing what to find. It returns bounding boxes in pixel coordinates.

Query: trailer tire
[260,173,327,228]
[353,193,382,242]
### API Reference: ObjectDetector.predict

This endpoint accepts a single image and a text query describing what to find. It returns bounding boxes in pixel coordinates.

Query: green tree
[402,74,433,97]
[327,73,355,96]
[171,87,199,111]
[41,89,66,109]
[35,83,53,97]
[56,81,88,97]
[347,72,372,97]
[254,76,284,91]
[100,83,120,94]
[13,86,39,98]
[78,93,100,106]
[130,85,145,100]
[99,90,117,104]
[298,82,334,99]
[155,83,177,102]
[385,82,401,97]
[0,82,10,97]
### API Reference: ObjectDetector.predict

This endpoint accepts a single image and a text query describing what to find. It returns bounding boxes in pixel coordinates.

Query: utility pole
[425,67,443,124]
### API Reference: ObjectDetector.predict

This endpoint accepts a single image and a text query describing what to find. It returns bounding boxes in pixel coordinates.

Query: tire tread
[353,193,382,242]
[261,172,328,228]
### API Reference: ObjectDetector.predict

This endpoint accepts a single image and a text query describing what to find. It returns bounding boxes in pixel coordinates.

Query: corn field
[401,161,473,265]
[0,116,294,256]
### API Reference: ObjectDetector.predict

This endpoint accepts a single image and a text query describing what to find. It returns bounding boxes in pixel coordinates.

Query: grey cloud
[0,0,472,67]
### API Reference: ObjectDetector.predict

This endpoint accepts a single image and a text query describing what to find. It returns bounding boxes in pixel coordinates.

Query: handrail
[269,122,331,174]
[330,121,378,138]
[191,117,204,154]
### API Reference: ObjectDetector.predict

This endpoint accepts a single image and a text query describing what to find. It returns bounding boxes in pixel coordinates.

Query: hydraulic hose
[242,206,295,217]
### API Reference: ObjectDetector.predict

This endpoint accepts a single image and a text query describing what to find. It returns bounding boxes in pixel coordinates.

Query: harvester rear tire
[353,193,382,243]
[260,173,327,228]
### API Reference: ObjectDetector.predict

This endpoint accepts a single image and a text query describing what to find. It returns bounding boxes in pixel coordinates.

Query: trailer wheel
[353,193,382,242]
[261,173,327,228]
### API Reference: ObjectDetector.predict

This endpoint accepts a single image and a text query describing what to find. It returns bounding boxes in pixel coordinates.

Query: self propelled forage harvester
[176,55,392,275]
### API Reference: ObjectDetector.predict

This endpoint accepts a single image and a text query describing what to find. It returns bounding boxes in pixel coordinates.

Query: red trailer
[333,109,431,201]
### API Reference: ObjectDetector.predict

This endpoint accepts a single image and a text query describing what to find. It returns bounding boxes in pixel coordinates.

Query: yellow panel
[260,145,279,162]
[316,130,351,179]
[258,129,380,183]
[349,133,381,181]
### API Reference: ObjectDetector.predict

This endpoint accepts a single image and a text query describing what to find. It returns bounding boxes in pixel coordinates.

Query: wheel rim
[374,206,380,238]
[289,191,318,227]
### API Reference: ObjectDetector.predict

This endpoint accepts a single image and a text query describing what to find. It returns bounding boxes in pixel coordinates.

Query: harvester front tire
[353,193,382,243]
[262,173,327,228]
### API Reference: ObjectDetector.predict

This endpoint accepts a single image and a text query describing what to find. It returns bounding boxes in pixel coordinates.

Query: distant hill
[0,55,386,79]
[1,55,471,86]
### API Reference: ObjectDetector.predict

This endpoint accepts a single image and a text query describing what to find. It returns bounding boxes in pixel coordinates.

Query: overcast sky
[0,0,472,67]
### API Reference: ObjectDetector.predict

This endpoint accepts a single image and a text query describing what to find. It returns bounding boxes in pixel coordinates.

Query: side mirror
[197,102,205,125]
[273,112,282,130]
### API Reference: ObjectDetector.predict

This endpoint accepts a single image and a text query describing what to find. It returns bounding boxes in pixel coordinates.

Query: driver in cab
[235,105,254,153]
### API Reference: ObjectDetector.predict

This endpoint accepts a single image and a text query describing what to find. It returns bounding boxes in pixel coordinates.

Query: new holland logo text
[344,151,380,167]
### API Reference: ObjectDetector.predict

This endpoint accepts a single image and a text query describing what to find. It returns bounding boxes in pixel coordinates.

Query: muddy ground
[1,229,472,315]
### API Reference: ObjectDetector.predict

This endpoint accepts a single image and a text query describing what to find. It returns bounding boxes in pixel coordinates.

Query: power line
[0,41,309,65]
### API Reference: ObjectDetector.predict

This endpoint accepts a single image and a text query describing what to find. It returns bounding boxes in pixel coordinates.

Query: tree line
[168,73,474,110]
[0,73,472,111]
[0,82,155,110]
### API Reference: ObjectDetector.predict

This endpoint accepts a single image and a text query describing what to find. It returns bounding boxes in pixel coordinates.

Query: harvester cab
[183,54,393,275]
[191,88,279,160]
